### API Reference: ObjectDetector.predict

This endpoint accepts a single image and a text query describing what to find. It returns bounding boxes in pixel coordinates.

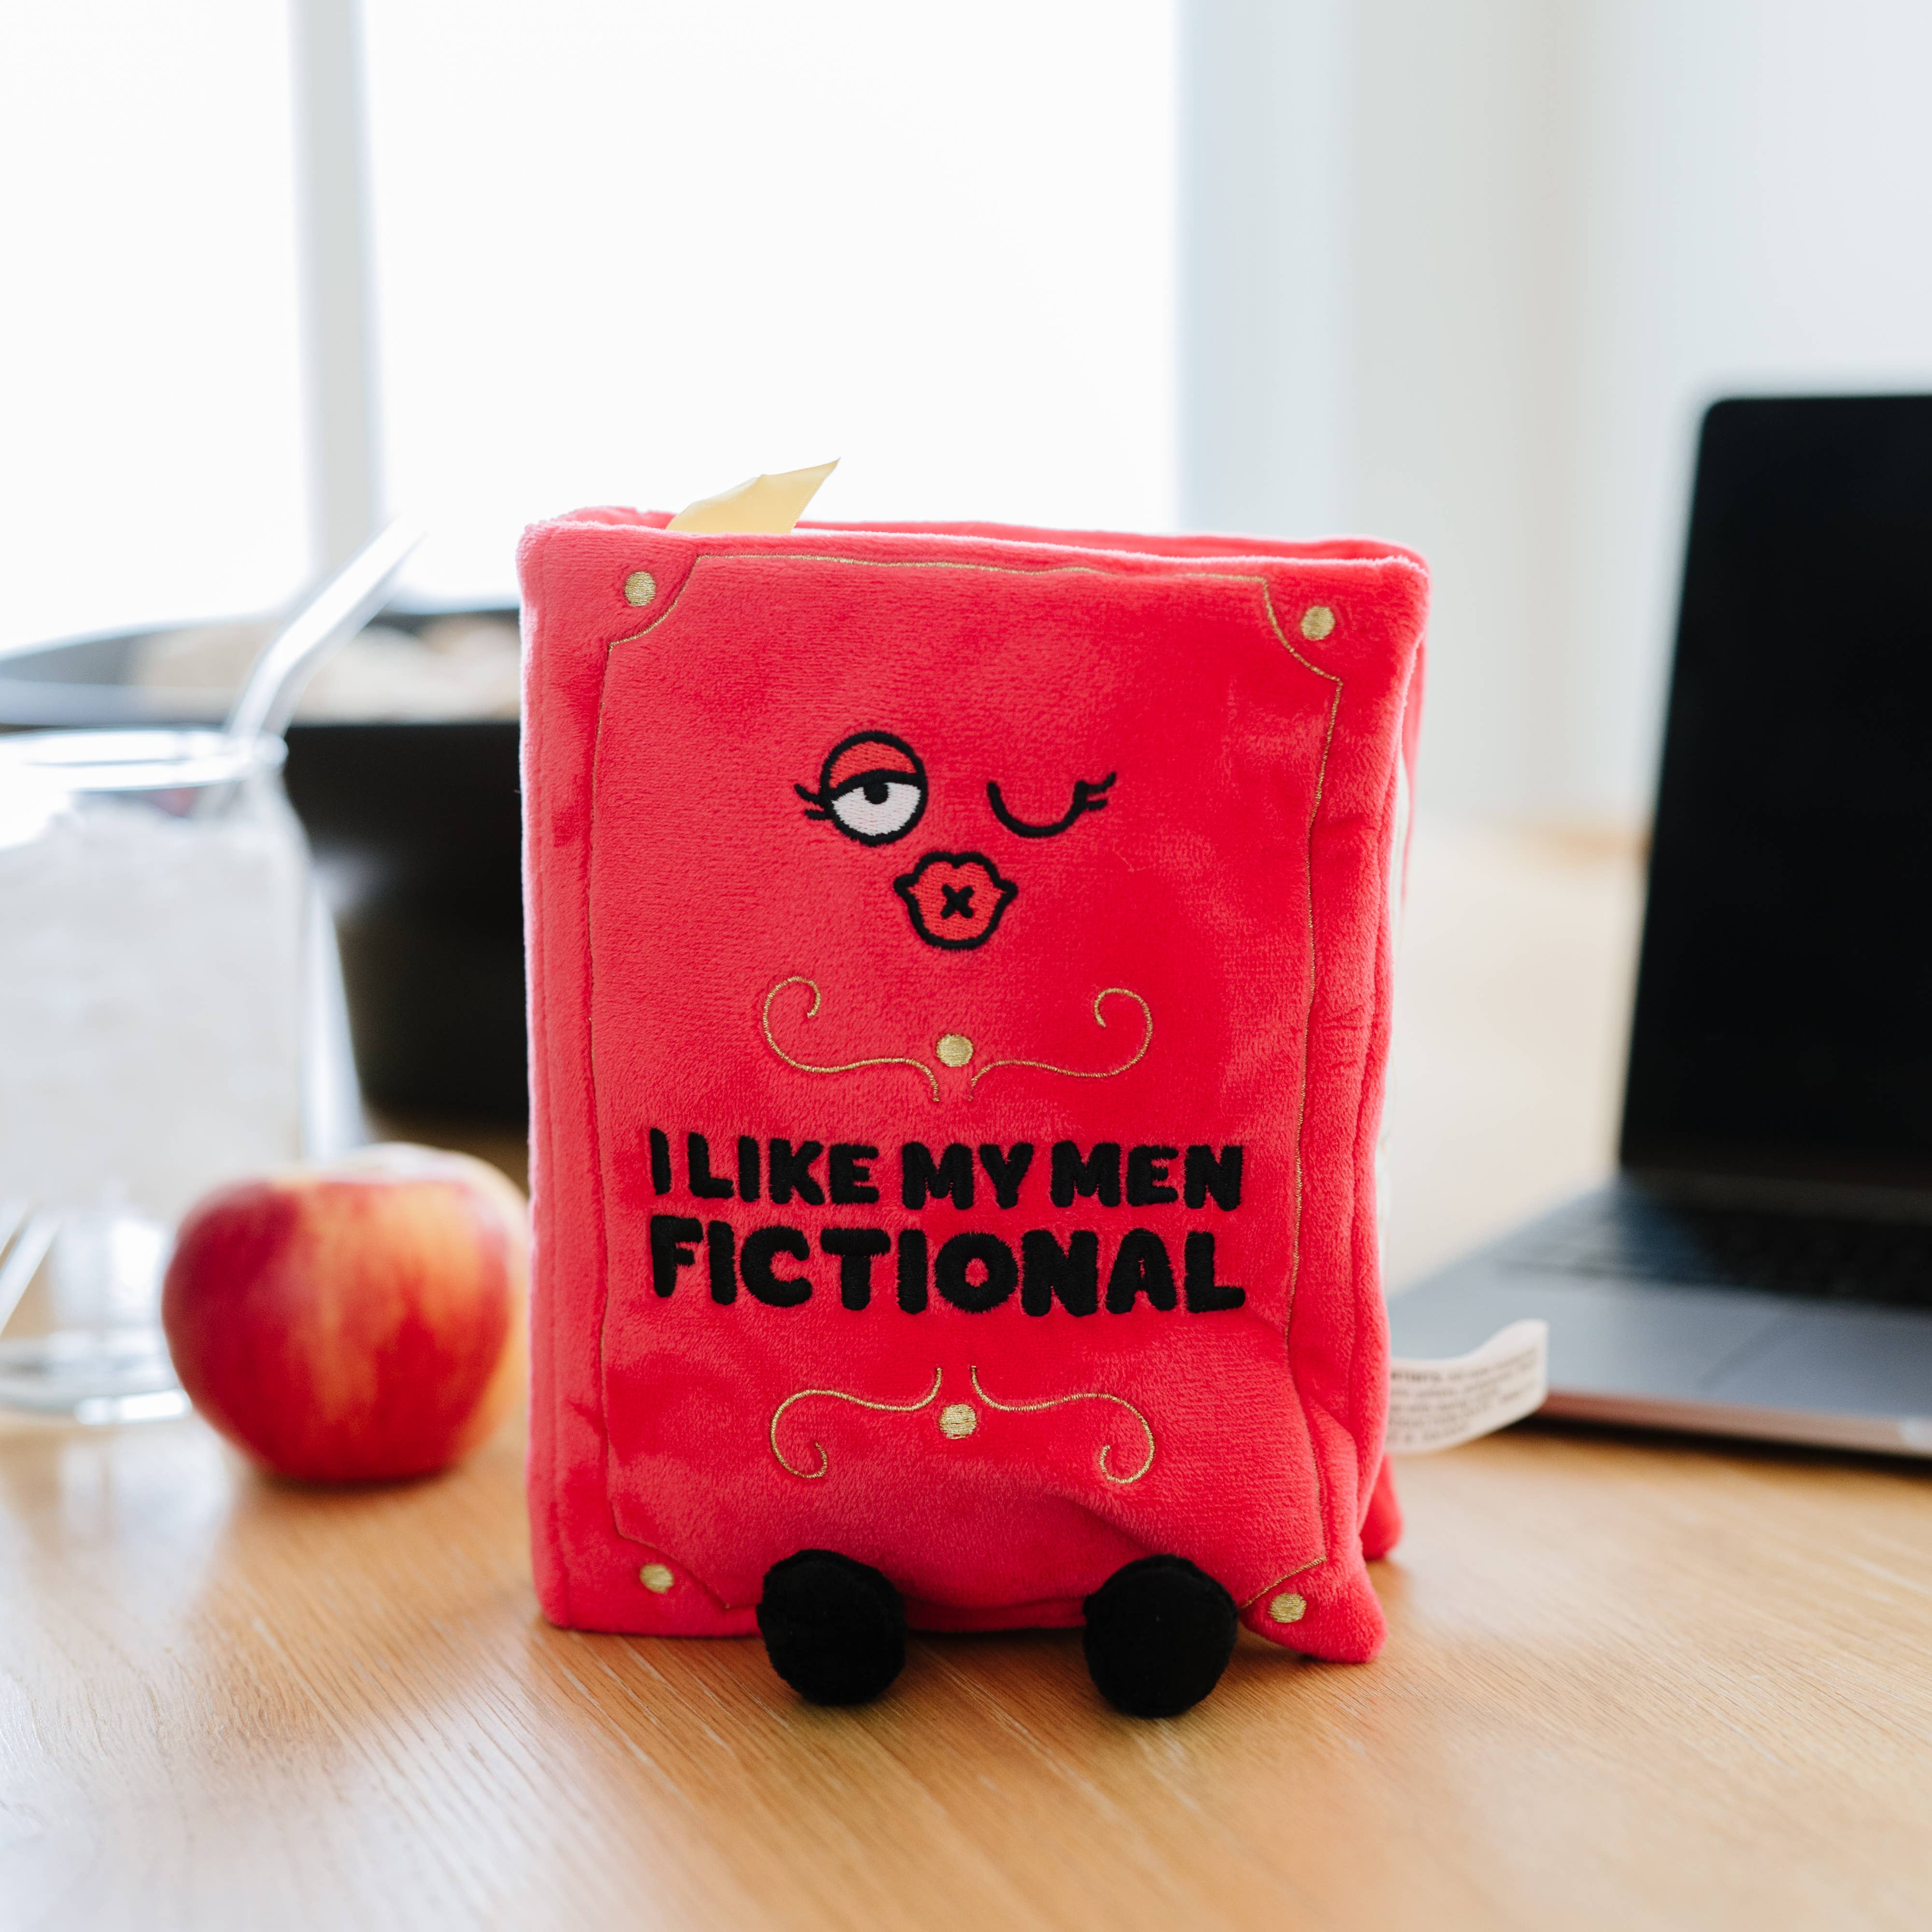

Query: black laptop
[1389,394,1932,1456]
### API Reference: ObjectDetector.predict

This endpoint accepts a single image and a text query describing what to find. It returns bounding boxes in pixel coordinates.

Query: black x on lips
[894,852,1018,951]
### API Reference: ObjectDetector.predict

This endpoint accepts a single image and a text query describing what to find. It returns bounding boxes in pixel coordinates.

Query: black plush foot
[1082,1553,1239,1718]
[757,1549,907,1705]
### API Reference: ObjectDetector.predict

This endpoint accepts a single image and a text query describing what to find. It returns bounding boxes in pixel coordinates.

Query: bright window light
[0,2,308,652]
[4,3,1179,639]
[360,1,1179,605]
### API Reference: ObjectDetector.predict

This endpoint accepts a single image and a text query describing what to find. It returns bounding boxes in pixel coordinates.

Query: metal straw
[223,518,425,747]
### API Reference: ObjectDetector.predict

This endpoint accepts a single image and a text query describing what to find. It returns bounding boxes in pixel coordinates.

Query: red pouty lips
[893,851,1018,951]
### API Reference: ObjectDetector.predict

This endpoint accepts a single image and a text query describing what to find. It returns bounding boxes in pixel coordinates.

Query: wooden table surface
[6,824,1930,1931]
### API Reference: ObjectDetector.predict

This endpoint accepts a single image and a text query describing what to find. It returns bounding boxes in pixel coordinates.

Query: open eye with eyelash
[986,771,1116,839]
[796,731,929,846]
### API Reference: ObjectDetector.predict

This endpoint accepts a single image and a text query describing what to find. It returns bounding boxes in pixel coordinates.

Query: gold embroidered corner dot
[624,569,657,607]
[1300,605,1335,642]
[1267,1591,1307,1624]
[938,1402,978,1439]
[936,1032,974,1068]
[639,1563,675,1593]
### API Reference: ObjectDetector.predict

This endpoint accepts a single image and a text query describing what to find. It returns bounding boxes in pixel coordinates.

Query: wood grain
[5,822,1930,1931]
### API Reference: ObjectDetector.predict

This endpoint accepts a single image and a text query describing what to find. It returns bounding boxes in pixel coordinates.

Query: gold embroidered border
[968,987,1152,1088]
[968,1365,1156,1485]
[760,975,940,1102]
[769,1367,944,1479]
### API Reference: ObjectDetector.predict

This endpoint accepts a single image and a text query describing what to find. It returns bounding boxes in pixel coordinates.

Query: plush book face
[575,543,1357,1613]
[592,550,1336,1117]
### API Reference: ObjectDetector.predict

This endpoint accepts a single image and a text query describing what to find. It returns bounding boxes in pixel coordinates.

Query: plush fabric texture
[757,1548,907,1705]
[518,512,1427,1668]
[1082,1553,1240,1718]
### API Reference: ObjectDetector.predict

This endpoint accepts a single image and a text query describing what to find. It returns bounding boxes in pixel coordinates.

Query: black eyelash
[986,772,1116,839]
[796,763,929,846]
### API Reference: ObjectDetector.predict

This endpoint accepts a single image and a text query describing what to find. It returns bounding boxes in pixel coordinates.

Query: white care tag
[1386,1319,1548,1454]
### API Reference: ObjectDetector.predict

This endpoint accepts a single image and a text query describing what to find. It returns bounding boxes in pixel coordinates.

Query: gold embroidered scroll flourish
[760,975,940,1102]
[769,1367,944,1480]
[969,987,1153,1089]
[968,1364,1156,1485]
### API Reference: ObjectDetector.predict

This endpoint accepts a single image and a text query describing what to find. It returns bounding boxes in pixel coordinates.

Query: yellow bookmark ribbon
[667,459,838,534]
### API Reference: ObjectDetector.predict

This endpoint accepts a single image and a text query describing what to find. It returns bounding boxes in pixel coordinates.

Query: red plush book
[517,509,1426,1713]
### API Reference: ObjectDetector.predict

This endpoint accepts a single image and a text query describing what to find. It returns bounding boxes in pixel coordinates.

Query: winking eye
[986,771,1116,838]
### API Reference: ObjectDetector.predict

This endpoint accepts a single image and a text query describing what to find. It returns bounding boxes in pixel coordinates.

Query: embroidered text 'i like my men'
[645,1132,1243,1212]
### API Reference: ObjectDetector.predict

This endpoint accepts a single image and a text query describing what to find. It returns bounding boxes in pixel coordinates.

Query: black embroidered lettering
[935,1232,1019,1312]
[741,1225,812,1306]
[649,1214,702,1298]
[1126,1144,1179,1206]
[737,1135,761,1202]
[768,1139,825,1207]
[707,1220,737,1303]
[1184,1144,1244,1211]
[1105,1229,1178,1312]
[687,1132,734,1200]
[977,1142,1035,1208]
[649,1128,672,1197]
[940,882,975,919]
[821,1227,891,1309]
[896,1228,929,1312]
[1020,1228,1099,1316]
[1051,1140,1121,1208]
[1183,1231,1245,1311]
[828,1143,881,1205]
[902,1141,975,1209]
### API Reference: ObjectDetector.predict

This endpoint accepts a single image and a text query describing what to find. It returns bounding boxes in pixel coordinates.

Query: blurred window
[1,3,309,650]
[362,0,1178,603]
[4,2,1177,639]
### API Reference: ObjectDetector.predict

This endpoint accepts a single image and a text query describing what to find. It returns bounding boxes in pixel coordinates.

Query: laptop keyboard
[1506,1194,1932,1307]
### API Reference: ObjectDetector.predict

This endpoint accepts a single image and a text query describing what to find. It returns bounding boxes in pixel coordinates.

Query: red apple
[161,1143,527,1483]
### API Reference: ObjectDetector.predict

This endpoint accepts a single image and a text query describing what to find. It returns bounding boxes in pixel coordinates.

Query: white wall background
[0,4,308,652]
[2,1,1175,647]
[359,0,1177,604]
[9,1,1932,825]
[1184,0,1932,820]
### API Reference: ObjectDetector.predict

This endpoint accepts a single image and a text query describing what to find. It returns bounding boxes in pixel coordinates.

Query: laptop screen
[1623,395,1932,1189]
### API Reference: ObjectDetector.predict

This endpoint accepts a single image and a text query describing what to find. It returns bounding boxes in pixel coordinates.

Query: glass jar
[0,728,347,1421]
